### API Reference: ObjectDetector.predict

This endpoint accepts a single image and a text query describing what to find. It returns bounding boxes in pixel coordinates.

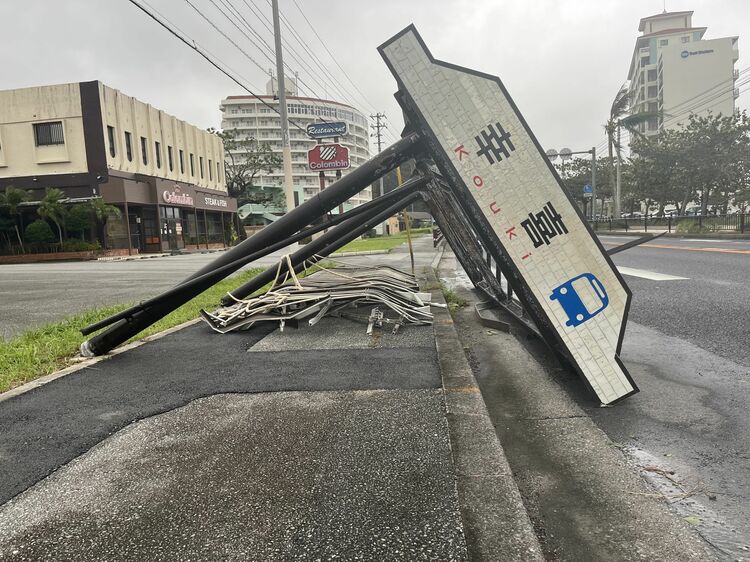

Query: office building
[220,78,371,209]
[0,81,236,254]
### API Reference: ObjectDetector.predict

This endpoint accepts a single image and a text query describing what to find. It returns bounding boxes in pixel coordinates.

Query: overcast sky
[2,0,747,156]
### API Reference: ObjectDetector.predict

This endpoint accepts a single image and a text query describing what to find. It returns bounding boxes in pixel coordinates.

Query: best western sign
[308,143,350,171]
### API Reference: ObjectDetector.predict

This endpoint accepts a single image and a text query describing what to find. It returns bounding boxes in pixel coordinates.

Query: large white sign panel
[380,26,637,404]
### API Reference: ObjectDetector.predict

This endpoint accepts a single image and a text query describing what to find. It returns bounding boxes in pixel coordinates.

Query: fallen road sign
[380,25,637,404]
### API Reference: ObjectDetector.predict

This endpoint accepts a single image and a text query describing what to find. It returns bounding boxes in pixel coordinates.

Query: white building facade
[627,10,739,137]
[220,79,371,208]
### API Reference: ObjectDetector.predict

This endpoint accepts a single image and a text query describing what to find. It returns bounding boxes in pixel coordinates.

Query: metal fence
[591,213,748,234]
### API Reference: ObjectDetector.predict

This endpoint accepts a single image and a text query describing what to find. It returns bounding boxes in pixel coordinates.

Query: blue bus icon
[550,273,609,327]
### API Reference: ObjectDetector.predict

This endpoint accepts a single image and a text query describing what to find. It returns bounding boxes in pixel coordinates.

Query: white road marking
[617,266,689,281]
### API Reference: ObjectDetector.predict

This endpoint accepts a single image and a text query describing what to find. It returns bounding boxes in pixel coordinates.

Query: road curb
[428,258,543,561]
[0,319,201,403]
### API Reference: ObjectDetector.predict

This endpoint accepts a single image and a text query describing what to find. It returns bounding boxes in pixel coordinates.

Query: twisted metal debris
[200,257,437,334]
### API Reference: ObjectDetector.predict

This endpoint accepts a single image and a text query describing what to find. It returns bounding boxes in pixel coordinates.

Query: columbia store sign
[162,189,194,206]
[307,143,350,171]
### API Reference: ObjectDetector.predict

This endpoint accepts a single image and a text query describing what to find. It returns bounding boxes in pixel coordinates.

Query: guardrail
[591,213,748,234]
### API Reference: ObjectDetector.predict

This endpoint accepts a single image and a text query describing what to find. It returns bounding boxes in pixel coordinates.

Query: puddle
[624,445,750,561]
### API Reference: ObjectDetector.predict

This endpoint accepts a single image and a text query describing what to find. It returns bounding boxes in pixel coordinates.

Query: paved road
[0,239,428,340]
[444,234,750,558]
[599,235,750,365]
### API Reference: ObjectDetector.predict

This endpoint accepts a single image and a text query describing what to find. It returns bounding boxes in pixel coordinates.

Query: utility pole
[271,0,295,214]
[370,113,387,234]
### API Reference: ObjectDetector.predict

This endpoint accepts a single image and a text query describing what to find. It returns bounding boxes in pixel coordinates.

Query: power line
[126,0,308,132]
[289,0,380,113]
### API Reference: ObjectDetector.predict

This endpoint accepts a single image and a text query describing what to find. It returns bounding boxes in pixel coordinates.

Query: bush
[62,239,101,252]
[24,220,55,244]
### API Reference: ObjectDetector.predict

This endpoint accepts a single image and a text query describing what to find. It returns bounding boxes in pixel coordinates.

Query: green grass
[0,268,264,394]
[441,283,467,316]
[338,230,429,253]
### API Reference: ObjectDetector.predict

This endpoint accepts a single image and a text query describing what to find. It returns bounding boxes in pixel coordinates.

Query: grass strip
[338,229,430,253]
[0,268,263,394]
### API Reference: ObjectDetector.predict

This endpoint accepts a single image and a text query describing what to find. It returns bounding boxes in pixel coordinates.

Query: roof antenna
[662,0,667,13]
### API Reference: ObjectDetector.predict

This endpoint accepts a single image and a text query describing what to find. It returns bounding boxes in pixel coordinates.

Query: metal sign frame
[379,25,637,404]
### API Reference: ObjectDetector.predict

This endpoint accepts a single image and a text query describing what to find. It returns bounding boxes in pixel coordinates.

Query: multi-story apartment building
[627,10,739,137]
[220,79,371,209]
[0,81,236,254]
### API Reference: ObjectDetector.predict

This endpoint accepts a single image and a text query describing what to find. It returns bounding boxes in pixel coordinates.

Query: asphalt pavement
[440,234,750,559]
[0,238,546,560]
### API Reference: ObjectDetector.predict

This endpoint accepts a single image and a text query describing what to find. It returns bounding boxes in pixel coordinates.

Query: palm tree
[37,188,67,246]
[88,197,121,249]
[605,85,658,217]
[0,186,31,253]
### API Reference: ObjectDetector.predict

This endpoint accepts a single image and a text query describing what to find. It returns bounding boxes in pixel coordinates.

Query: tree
[87,197,121,249]
[208,128,282,206]
[24,219,55,245]
[37,188,67,245]
[604,84,659,217]
[0,186,30,253]
[67,204,93,240]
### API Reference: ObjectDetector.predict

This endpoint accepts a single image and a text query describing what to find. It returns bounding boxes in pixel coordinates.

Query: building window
[140,136,148,165]
[179,150,185,173]
[190,153,195,176]
[216,161,221,183]
[660,39,668,47]
[168,146,174,171]
[648,116,659,131]
[155,141,162,169]
[199,156,204,178]
[107,126,116,157]
[33,121,65,146]
[124,131,133,162]
[208,159,213,180]
[640,57,649,68]
[647,69,657,82]
[647,85,658,98]
[681,36,690,43]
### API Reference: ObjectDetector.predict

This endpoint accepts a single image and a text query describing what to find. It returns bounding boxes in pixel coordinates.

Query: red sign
[307,143,350,171]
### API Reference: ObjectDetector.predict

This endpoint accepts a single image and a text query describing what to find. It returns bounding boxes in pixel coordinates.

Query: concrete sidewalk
[0,249,540,560]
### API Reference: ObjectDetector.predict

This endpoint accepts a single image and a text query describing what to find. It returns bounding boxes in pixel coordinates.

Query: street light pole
[591,146,597,219]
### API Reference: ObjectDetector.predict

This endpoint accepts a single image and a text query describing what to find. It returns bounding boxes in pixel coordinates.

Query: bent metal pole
[221,179,427,305]
[80,133,423,357]
[81,180,425,336]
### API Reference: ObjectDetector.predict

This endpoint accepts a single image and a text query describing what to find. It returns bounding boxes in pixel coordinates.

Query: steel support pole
[80,134,422,356]
[222,188,424,304]
[81,181,424,337]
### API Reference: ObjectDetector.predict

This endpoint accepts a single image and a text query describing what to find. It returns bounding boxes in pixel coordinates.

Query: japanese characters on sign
[380,25,637,404]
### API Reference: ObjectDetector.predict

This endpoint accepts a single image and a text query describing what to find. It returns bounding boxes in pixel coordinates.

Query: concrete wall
[99,83,226,192]
[0,83,88,176]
